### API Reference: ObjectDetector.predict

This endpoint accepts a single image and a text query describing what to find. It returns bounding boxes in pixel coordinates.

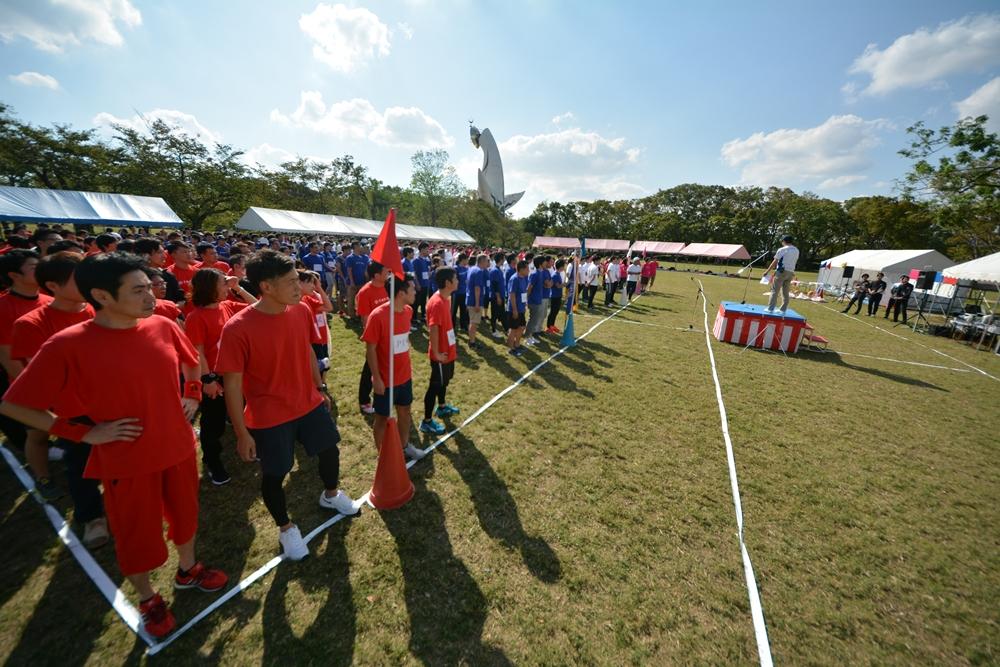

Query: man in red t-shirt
[11,253,103,543]
[0,253,227,638]
[166,241,198,315]
[217,250,357,563]
[420,267,460,436]
[298,270,333,380]
[195,242,230,274]
[360,274,424,461]
[0,249,52,452]
[355,261,390,414]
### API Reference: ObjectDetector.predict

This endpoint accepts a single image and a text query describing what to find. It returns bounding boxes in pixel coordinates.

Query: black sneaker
[35,477,64,502]
[209,465,231,486]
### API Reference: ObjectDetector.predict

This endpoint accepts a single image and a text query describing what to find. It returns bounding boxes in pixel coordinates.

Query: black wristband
[201,373,220,384]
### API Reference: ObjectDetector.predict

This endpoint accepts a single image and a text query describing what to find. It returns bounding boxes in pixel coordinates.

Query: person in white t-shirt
[626,258,642,300]
[762,235,800,313]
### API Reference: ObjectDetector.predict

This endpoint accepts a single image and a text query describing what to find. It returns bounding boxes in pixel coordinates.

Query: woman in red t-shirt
[184,268,254,484]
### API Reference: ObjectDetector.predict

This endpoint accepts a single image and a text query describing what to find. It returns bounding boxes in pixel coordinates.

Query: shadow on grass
[261,520,356,667]
[776,349,950,391]
[438,434,561,584]
[380,466,511,666]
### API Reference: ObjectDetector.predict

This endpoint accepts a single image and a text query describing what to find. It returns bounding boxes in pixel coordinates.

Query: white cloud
[551,111,575,125]
[299,3,390,73]
[721,115,889,190]
[271,91,453,149]
[8,71,59,90]
[0,0,141,53]
[848,14,1000,95]
[242,143,298,168]
[93,108,222,144]
[459,125,645,213]
[954,76,1000,132]
[395,22,413,40]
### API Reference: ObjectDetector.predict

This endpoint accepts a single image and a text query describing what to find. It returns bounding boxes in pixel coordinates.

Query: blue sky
[2,1,999,216]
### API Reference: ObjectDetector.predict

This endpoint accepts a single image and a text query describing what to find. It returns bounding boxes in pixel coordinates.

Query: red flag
[371,208,404,280]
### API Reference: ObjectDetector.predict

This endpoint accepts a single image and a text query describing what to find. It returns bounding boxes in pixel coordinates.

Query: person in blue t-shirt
[412,242,432,322]
[488,251,508,338]
[452,253,470,333]
[465,254,490,350]
[333,244,349,315]
[525,256,552,345]
[402,247,415,278]
[303,242,328,291]
[344,242,364,317]
[506,260,530,356]
[546,258,566,333]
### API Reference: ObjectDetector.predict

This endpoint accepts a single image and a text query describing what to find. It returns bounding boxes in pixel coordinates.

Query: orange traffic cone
[369,417,414,510]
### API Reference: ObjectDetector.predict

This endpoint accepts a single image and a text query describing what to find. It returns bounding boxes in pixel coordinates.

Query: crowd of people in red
[0,222,660,638]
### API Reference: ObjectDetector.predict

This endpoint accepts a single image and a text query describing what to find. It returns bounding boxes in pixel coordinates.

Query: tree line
[1,102,996,267]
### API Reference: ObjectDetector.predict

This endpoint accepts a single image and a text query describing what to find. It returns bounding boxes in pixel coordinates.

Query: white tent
[818,249,954,305]
[943,251,1000,284]
[0,185,183,228]
[235,207,476,244]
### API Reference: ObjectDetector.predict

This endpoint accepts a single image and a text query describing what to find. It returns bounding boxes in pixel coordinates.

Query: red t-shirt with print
[11,304,94,361]
[355,282,389,319]
[425,292,457,363]
[216,303,322,429]
[360,302,413,385]
[4,316,198,479]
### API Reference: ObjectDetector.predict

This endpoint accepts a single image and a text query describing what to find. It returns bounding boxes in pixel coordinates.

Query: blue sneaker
[435,404,460,418]
[420,419,446,435]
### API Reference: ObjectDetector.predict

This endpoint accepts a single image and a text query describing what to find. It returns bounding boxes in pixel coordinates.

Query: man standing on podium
[762,235,799,314]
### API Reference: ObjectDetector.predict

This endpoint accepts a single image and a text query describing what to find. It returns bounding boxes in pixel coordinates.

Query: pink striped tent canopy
[630,241,685,254]
[679,243,751,260]
[585,238,630,251]
[533,236,581,249]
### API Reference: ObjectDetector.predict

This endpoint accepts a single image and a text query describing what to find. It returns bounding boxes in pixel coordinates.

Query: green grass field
[1,269,998,665]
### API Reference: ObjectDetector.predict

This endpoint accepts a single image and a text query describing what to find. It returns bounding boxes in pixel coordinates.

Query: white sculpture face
[470,124,524,213]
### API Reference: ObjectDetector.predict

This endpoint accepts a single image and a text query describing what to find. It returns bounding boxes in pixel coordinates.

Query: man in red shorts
[217,250,358,563]
[0,252,227,638]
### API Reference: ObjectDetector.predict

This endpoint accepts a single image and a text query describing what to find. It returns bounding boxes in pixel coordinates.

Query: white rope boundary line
[819,304,999,382]
[0,444,154,647]
[696,280,773,667]
[146,296,642,654]
[574,311,703,332]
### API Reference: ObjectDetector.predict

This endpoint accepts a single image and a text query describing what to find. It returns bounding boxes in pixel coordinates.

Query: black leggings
[490,299,507,333]
[358,360,373,406]
[423,362,453,421]
[260,447,340,526]
[199,394,227,470]
[547,296,562,327]
[451,297,469,332]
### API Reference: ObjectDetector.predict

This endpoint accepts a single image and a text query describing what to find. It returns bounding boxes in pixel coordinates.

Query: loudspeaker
[916,270,936,290]
[842,266,854,279]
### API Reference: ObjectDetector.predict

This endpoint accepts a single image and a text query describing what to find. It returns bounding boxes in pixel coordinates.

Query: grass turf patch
[0,271,997,664]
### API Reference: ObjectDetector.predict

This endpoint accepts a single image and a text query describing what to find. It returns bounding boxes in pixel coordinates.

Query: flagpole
[388,271,395,411]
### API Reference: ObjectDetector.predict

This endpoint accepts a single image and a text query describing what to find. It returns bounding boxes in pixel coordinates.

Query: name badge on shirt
[522,292,528,304]
[315,314,325,329]
[392,332,410,354]
[446,328,456,345]
[421,271,430,280]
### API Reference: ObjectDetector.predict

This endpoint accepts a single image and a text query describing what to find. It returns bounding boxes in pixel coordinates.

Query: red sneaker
[139,593,175,638]
[174,562,229,592]
[552,326,561,333]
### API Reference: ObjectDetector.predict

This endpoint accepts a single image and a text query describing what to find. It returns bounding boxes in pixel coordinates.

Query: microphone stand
[739,250,770,304]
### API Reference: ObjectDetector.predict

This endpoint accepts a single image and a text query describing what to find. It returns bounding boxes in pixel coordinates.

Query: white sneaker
[279,524,309,560]
[47,447,65,462]
[491,330,505,339]
[525,337,537,346]
[82,517,109,549]
[319,489,359,515]
[404,444,427,461]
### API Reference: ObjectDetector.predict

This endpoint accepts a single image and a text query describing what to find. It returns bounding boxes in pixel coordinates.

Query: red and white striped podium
[712,301,808,353]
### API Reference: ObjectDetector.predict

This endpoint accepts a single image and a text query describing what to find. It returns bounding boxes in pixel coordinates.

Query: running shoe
[279,524,309,560]
[47,446,65,462]
[82,517,110,550]
[491,330,505,339]
[35,477,63,502]
[319,490,359,515]
[140,593,175,638]
[174,562,228,592]
[420,419,446,434]
[435,404,460,417]
[404,444,427,460]
[360,403,375,415]
[208,463,231,487]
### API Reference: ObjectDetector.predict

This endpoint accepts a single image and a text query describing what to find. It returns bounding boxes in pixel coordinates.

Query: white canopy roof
[236,207,475,244]
[630,241,686,254]
[0,185,183,228]
[942,251,1000,284]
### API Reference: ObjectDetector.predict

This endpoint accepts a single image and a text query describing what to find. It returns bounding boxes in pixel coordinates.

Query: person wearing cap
[762,235,799,314]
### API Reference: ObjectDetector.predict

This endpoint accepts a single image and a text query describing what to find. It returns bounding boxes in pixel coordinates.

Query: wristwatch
[318,383,329,393]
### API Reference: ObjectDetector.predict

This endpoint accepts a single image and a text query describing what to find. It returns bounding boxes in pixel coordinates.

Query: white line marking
[0,444,154,647]
[147,297,642,653]
[832,350,971,373]
[696,281,773,667]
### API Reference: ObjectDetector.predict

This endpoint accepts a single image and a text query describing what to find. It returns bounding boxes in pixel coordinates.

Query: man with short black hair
[842,273,871,315]
[867,272,887,316]
[763,235,799,314]
[465,254,490,349]
[884,274,914,323]
[95,233,118,253]
[0,252,227,638]
[488,251,508,339]
[355,261,391,415]
[217,250,358,562]
[412,242,432,322]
